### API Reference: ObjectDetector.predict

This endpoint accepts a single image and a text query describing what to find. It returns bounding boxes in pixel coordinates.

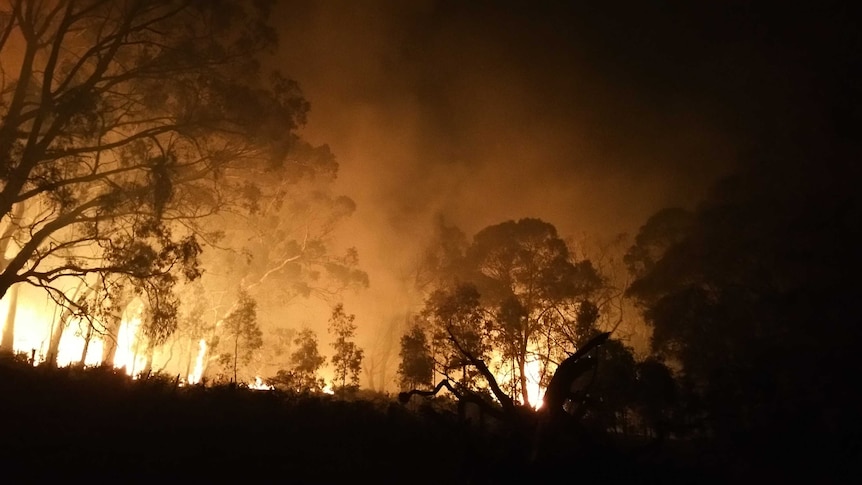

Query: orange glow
[1,292,105,366]
[113,315,148,376]
[188,338,207,384]
[524,358,545,409]
[484,348,548,409]
[55,321,104,367]
[1,300,50,361]
[249,376,273,390]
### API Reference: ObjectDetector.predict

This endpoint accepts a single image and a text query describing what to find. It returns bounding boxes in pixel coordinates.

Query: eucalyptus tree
[0,0,310,349]
[216,289,262,383]
[415,218,604,407]
[397,322,433,391]
[328,303,363,391]
[463,218,602,406]
[186,141,368,381]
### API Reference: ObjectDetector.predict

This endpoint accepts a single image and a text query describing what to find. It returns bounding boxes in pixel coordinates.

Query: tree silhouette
[286,328,325,393]
[216,289,262,383]
[0,0,308,348]
[626,156,862,452]
[328,304,364,391]
[397,322,434,391]
[417,218,604,407]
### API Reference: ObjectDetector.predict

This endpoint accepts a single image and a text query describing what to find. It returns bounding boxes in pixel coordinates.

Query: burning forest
[1,1,860,483]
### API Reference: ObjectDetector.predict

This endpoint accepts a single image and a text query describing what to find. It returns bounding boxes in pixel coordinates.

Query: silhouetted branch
[541,331,610,414]
[445,327,517,415]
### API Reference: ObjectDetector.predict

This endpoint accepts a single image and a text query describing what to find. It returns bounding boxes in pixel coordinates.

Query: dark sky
[268,0,859,358]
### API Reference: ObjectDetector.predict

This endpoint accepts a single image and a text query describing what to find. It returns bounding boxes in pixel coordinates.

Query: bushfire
[2,288,553,403]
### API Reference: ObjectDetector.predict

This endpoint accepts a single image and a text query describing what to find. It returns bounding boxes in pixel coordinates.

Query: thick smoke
[270,1,756,387]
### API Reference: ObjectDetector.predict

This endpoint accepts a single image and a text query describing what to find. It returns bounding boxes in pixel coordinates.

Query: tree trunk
[519,356,530,408]
[142,341,154,377]
[0,203,26,303]
[46,284,92,366]
[79,321,92,366]
[47,308,70,366]
[101,317,119,366]
[0,283,20,353]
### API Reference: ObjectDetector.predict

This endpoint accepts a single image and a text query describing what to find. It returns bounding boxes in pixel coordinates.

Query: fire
[0,292,105,366]
[524,358,545,409]
[248,376,273,390]
[187,338,207,384]
[0,288,154,373]
[482,348,549,409]
[1,300,50,361]
[55,321,104,367]
[322,384,335,395]
[113,315,148,376]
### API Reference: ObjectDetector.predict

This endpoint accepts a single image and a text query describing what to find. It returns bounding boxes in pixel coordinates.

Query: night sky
[266,0,859,350]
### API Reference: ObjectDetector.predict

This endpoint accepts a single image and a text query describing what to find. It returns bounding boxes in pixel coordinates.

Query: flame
[482,348,549,409]
[113,315,148,376]
[1,293,105,366]
[55,320,104,367]
[248,376,273,390]
[187,338,207,384]
[1,300,50,361]
[322,384,335,395]
[524,358,545,409]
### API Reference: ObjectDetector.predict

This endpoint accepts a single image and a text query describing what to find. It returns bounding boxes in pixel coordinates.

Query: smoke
[270,1,748,387]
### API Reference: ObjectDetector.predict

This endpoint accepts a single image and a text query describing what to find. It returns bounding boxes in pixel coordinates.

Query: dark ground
[0,356,855,484]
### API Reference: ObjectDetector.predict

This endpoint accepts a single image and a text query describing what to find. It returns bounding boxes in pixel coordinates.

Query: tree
[180,141,368,382]
[327,303,363,391]
[0,0,308,348]
[397,322,434,391]
[428,218,603,407]
[216,289,262,383]
[422,283,492,390]
[288,328,325,392]
[634,358,677,439]
[626,156,862,448]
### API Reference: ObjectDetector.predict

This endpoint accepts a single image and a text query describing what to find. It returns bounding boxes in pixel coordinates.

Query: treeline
[391,145,860,482]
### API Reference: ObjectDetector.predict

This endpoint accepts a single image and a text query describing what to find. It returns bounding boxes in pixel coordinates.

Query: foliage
[0,0,310,351]
[416,218,604,407]
[282,328,325,393]
[580,338,637,431]
[327,303,364,391]
[633,358,678,438]
[397,322,434,391]
[216,289,263,382]
[176,141,369,381]
[422,283,491,389]
[625,157,862,442]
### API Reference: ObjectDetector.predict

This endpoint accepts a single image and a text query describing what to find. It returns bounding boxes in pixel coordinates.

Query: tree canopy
[415,218,607,407]
[626,153,862,441]
[0,0,310,348]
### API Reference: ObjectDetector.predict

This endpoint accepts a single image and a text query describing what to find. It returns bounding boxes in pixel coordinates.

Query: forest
[0,1,859,483]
